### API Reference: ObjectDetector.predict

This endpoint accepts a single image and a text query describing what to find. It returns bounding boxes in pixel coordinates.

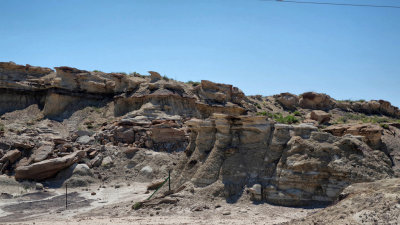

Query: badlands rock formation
[175,114,393,206]
[0,62,250,119]
[1,61,400,212]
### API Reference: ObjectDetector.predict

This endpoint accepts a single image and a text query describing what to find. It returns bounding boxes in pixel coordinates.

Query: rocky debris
[101,156,113,167]
[97,114,188,152]
[35,182,44,190]
[310,110,331,124]
[140,166,153,176]
[299,92,335,110]
[323,123,383,149]
[0,149,21,173]
[248,184,262,201]
[15,150,85,180]
[0,149,21,164]
[286,178,400,225]
[175,114,393,206]
[53,163,95,187]
[32,144,53,162]
[76,135,93,145]
[90,155,103,168]
[13,140,35,150]
[274,93,299,110]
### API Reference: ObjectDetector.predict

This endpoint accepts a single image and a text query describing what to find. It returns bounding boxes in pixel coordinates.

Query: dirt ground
[0,180,321,225]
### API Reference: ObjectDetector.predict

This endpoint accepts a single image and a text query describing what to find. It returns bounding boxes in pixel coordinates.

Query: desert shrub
[93,70,102,73]
[293,111,301,116]
[255,103,262,109]
[336,113,395,124]
[370,116,389,124]
[257,111,267,116]
[380,124,389,129]
[88,106,102,113]
[163,75,170,81]
[0,123,4,132]
[186,80,200,86]
[132,202,142,210]
[275,114,299,124]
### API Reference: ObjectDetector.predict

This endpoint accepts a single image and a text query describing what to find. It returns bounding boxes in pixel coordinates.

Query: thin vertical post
[65,184,68,209]
[168,170,171,191]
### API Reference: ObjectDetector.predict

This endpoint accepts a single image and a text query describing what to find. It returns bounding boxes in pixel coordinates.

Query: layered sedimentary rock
[323,123,383,149]
[176,114,393,206]
[271,91,400,118]
[0,62,249,119]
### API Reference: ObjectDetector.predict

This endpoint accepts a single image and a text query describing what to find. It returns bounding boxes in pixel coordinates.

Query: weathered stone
[249,184,262,201]
[0,149,21,164]
[33,145,53,162]
[274,93,299,110]
[299,92,335,110]
[76,135,93,145]
[90,155,103,168]
[101,156,113,167]
[310,110,331,124]
[15,151,85,180]
[149,71,162,82]
[323,123,383,149]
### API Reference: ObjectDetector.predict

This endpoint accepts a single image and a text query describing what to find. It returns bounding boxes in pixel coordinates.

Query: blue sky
[1,0,399,106]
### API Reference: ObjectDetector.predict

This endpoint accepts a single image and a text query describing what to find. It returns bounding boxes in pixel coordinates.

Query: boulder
[140,166,153,176]
[33,145,53,162]
[149,71,162,82]
[249,184,262,201]
[310,110,331,124]
[90,155,103,168]
[76,135,93,145]
[274,93,299,110]
[0,149,21,164]
[101,156,113,167]
[299,92,334,110]
[15,151,85,180]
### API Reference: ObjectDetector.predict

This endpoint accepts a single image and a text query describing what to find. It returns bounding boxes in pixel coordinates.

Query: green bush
[0,123,4,132]
[256,111,267,116]
[293,111,301,116]
[335,113,396,124]
[186,80,200,86]
[380,124,389,129]
[132,202,142,210]
[275,114,299,124]
[257,112,299,124]
[93,70,102,73]
[163,75,170,81]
